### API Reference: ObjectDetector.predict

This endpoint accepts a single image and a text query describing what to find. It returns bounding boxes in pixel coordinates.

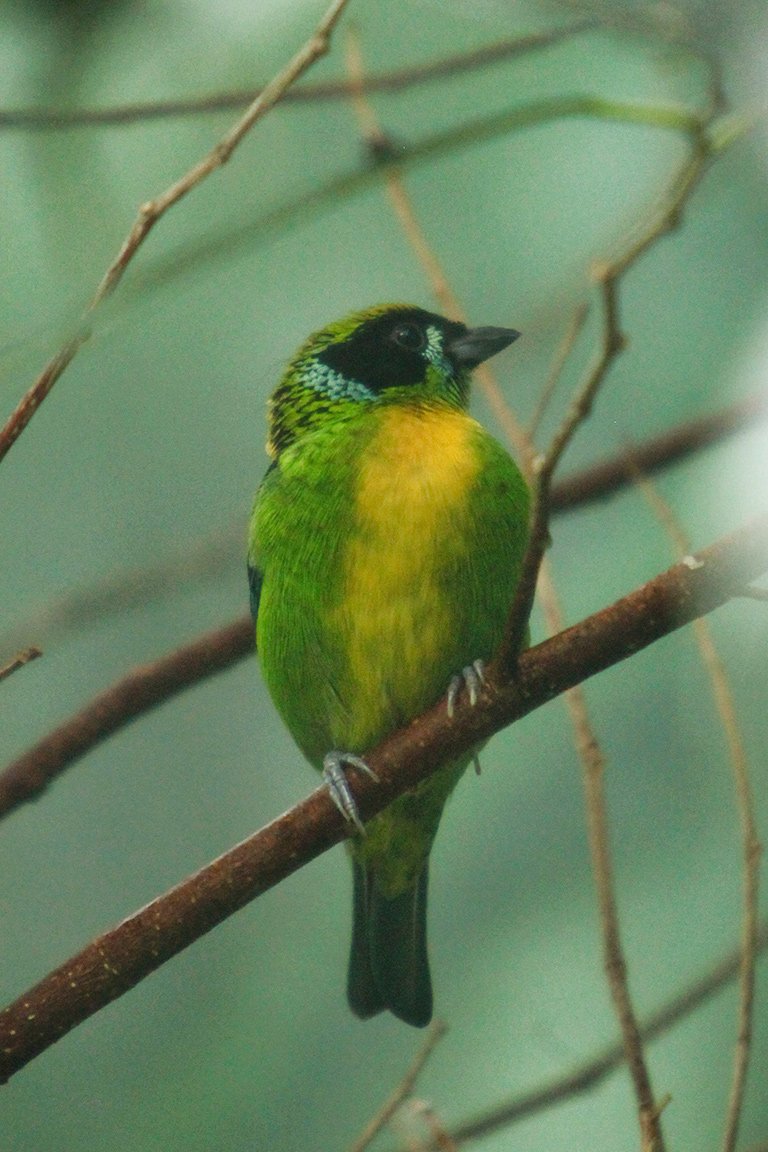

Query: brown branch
[577,671,665,1152]
[446,919,768,1146]
[497,108,715,671]
[1,514,767,1083]
[0,0,352,465]
[538,553,666,1149]
[0,647,42,684]
[0,620,252,819]
[498,87,717,671]
[537,558,667,1149]
[701,630,760,1152]
[497,266,626,668]
[551,392,768,512]
[633,474,761,1152]
[0,25,595,131]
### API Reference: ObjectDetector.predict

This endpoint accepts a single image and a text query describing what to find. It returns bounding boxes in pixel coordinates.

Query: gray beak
[448,325,521,368]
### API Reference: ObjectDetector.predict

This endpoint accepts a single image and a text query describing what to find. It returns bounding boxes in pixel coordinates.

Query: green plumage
[248,304,530,1026]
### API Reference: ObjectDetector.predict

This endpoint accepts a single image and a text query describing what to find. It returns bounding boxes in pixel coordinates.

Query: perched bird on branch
[248,304,530,1026]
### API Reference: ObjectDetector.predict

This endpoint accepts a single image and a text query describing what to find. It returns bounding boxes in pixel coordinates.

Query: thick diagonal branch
[1,513,767,1084]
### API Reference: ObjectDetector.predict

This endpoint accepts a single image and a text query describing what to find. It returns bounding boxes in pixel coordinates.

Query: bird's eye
[390,323,426,352]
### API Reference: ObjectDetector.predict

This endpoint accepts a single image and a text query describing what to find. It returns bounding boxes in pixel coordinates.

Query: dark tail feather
[347,860,433,1028]
[347,860,385,1020]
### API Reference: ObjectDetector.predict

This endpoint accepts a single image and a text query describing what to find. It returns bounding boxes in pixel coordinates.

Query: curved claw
[446,659,486,719]
[322,751,379,835]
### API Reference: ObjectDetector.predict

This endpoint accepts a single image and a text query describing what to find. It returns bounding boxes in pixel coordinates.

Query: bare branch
[446,920,768,1146]
[497,268,625,667]
[0,0,352,464]
[550,392,768,511]
[1,515,767,1083]
[0,24,595,130]
[633,473,761,1152]
[577,672,665,1151]
[0,621,252,820]
[0,84,716,467]
[0,647,42,684]
[536,552,666,1150]
[497,120,714,672]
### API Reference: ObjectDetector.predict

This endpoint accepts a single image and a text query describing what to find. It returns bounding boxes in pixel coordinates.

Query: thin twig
[117,95,726,328]
[576,675,665,1151]
[526,300,590,439]
[1,515,767,1083]
[496,268,624,668]
[702,635,760,1152]
[497,121,713,672]
[0,0,352,465]
[511,271,662,1148]
[550,391,768,511]
[633,471,762,1152]
[538,550,666,1151]
[0,620,252,820]
[0,647,42,684]
[347,1021,448,1152]
[445,920,768,1146]
[0,24,596,130]
[533,353,664,1146]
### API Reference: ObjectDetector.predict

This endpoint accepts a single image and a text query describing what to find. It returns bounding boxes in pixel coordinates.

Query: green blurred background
[1,0,767,1148]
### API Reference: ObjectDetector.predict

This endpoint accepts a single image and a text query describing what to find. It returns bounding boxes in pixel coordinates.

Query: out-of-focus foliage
[1,1,766,1149]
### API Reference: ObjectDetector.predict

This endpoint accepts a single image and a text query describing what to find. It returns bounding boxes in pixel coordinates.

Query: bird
[248,304,530,1027]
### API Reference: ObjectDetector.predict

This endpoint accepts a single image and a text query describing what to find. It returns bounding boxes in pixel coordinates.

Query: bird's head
[266,304,520,457]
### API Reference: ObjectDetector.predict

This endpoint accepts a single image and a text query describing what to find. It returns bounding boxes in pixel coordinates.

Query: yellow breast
[329,404,481,748]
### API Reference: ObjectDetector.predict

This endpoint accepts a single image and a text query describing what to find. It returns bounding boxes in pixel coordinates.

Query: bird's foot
[446,659,486,719]
[322,751,379,835]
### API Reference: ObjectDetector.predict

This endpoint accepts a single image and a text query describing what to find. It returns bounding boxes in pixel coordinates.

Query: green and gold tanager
[248,304,530,1027]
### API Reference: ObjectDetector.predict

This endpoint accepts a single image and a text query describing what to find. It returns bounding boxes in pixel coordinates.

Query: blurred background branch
[441,919,768,1148]
[0,646,42,684]
[0,24,596,129]
[0,0,353,464]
